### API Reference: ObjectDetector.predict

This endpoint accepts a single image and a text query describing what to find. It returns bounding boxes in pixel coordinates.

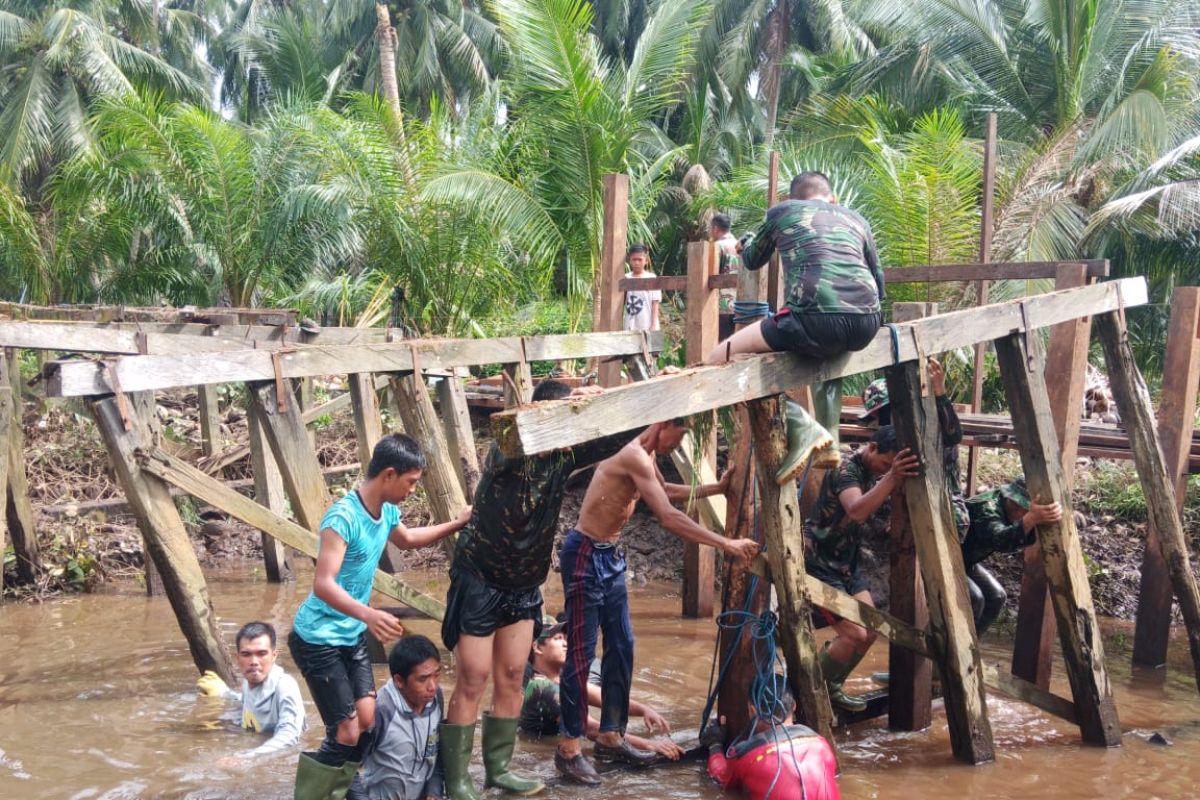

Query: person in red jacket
[701,677,840,800]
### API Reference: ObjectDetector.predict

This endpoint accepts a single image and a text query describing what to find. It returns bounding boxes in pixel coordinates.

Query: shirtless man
[554,418,761,785]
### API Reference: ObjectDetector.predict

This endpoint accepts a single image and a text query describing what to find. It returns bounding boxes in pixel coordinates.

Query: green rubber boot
[817,649,868,713]
[810,379,844,469]
[293,752,356,800]
[482,712,544,795]
[441,721,482,800]
[775,398,834,485]
[870,672,890,687]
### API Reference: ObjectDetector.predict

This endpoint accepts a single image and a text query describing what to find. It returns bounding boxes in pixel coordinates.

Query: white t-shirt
[623,272,662,331]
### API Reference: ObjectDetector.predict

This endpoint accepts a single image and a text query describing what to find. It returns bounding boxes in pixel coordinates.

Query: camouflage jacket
[804,450,878,579]
[740,199,884,315]
[961,489,1034,567]
[453,433,632,590]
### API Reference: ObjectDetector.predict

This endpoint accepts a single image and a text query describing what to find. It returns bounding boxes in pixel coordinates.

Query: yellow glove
[197,670,231,697]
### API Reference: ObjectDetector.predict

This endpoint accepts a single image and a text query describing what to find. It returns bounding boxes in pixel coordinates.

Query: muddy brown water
[2,566,1199,799]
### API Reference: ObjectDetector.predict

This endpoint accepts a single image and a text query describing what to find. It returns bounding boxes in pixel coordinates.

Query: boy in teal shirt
[289,433,471,799]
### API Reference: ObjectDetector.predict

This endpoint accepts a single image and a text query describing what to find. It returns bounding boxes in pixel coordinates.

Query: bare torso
[575,442,654,543]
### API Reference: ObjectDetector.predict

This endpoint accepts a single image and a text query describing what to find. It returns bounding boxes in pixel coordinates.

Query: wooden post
[4,349,39,584]
[994,332,1122,745]
[248,381,331,533]
[683,240,719,618]
[0,360,10,596]
[597,174,629,387]
[91,392,235,682]
[349,372,385,469]
[766,152,782,310]
[247,400,292,582]
[436,370,480,499]
[885,360,995,764]
[966,111,998,496]
[1095,310,1200,691]
[1132,288,1200,669]
[389,372,468,557]
[1013,263,1092,687]
[502,361,533,407]
[297,377,317,448]
[197,385,222,458]
[746,396,837,751]
[886,302,936,731]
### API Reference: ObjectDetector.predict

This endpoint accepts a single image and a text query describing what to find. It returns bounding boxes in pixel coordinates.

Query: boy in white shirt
[623,244,661,332]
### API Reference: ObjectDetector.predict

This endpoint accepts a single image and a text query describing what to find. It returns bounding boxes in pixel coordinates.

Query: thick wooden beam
[1133,288,1200,669]
[3,350,38,584]
[994,332,1122,745]
[886,359,994,764]
[502,361,533,408]
[137,449,445,620]
[349,373,385,469]
[766,151,783,310]
[747,396,837,750]
[248,381,331,533]
[1014,264,1092,688]
[197,385,222,458]
[980,664,1077,724]
[91,394,235,682]
[389,374,468,558]
[494,279,1149,457]
[598,174,630,387]
[0,301,296,326]
[247,400,292,582]
[968,113,998,499]
[45,331,665,397]
[436,372,480,499]
[1095,311,1200,692]
[0,360,10,596]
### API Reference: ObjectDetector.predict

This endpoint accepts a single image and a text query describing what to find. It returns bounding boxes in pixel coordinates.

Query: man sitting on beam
[706,171,886,484]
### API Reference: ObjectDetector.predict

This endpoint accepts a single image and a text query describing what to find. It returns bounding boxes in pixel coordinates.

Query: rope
[732,300,772,325]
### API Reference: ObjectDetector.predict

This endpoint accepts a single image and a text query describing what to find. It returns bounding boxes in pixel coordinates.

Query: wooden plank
[1013,264,1092,688]
[980,664,1077,724]
[966,113,998,499]
[4,350,38,584]
[1095,311,1200,693]
[296,377,317,449]
[747,396,837,750]
[0,302,296,326]
[388,374,468,558]
[436,372,480,499]
[1133,288,1200,668]
[45,331,666,397]
[0,358,10,596]
[994,332,1122,744]
[90,394,235,682]
[137,449,445,620]
[349,373,385,469]
[247,381,331,533]
[247,400,292,582]
[197,385,222,458]
[766,151,783,310]
[502,361,533,408]
[494,278,1149,456]
[598,174,630,387]
[886,359,994,764]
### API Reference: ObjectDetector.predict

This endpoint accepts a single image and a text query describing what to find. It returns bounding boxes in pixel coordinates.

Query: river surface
[2,565,1199,799]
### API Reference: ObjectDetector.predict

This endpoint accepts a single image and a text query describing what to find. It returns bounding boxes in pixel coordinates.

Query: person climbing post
[288,433,471,800]
[554,418,760,785]
[804,426,919,711]
[705,171,885,484]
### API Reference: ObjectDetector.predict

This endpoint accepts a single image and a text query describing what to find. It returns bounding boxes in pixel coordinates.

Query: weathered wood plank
[436,372,480,499]
[45,331,666,397]
[980,664,1077,724]
[0,359,11,596]
[503,361,533,408]
[349,373,385,469]
[137,449,445,620]
[247,381,331,533]
[247,400,292,582]
[747,397,837,750]
[91,394,235,682]
[598,174,630,387]
[994,332,1122,744]
[1133,288,1200,669]
[197,385,222,459]
[494,278,1149,457]
[886,359,994,764]
[0,302,296,326]
[3,350,38,584]
[766,151,783,310]
[1095,311,1200,693]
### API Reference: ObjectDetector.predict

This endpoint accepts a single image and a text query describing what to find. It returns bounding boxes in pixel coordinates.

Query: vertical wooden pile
[597,175,629,389]
[3,350,40,587]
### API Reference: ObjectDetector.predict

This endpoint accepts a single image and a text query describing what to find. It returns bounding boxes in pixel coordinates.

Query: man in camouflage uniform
[803,426,918,711]
[439,379,634,800]
[963,478,1063,635]
[706,171,885,485]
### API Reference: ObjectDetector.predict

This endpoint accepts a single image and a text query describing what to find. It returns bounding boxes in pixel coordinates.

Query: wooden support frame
[1095,311,1200,692]
[247,400,292,582]
[91,393,235,682]
[597,174,630,387]
[248,380,331,533]
[3,350,39,584]
[349,373,385,469]
[886,359,994,764]
[967,112,998,497]
[197,385,222,458]
[137,449,445,620]
[495,279,1148,457]
[436,371,480,499]
[994,332,1122,745]
[1132,287,1200,669]
[502,361,533,407]
[766,151,783,310]
[0,357,10,596]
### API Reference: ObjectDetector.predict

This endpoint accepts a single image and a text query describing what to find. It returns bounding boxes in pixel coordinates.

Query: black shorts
[441,565,544,652]
[807,564,870,630]
[761,309,882,358]
[288,631,375,729]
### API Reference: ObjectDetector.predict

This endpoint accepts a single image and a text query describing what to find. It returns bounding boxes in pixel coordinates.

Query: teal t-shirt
[292,491,401,647]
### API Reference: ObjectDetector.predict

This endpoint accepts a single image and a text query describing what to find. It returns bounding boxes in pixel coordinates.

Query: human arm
[628,731,682,760]
[197,671,241,703]
[661,467,731,505]
[738,212,779,272]
[313,528,405,642]
[1022,495,1063,533]
[863,222,885,301]
[651,290,661,331]
[929,359,963,447]
[837,450,921,524]
[389,505,472,549]
[245,678,305,757]
[629,699,670,734]
[703,717,738,789]
[420,733,445,800]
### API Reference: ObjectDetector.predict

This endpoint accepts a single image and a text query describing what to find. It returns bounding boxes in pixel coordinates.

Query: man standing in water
[555,418,760,785]
[289,434,471,800]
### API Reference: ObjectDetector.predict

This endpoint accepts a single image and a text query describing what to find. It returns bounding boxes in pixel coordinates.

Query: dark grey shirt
[361,682,444,800]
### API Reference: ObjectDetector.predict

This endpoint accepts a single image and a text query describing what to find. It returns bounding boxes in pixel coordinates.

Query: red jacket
[707,724,840,800]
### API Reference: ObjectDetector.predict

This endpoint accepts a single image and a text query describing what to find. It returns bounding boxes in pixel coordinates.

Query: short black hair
[870,425,899,453]
[790,171,832,200]
[532,379,573,402]
[389,634,441,679]
[628,243,649,256]
[754,672,796,724]
[236,621,276,649]
[666,416,691,429]
[712,213,732,232]
[367,433,426,478]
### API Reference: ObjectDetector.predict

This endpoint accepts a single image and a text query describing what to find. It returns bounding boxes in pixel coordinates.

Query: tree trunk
[761,0,789,148]
[375,3,415,187]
